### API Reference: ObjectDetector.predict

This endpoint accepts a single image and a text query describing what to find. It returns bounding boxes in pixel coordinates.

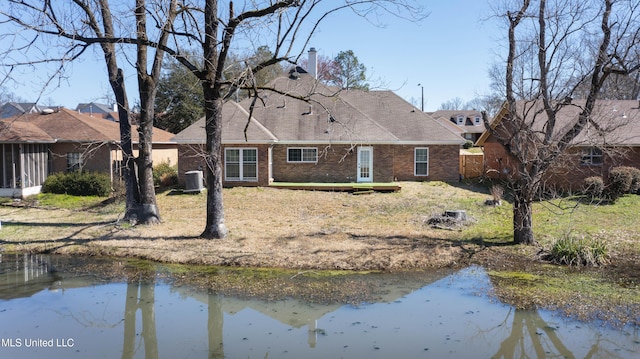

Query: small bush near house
[547,233,610,266]
[607,166,633,201]
[582,176,604,200]
[153,162,178,188]
[463,140,474,149]
[619,166,640,193]
[42,172,111,197]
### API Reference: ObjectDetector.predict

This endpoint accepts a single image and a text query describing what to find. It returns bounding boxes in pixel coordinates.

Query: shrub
[463,140,474,149]
[607,167,633,201]
[582,176,604,199]
[607,166,633,201]
[153,161,178,187]
[619,166,640,193]
[42,171,111,197]
[547,233,610,266]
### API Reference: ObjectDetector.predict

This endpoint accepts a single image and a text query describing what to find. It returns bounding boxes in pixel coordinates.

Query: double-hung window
[580,147,603,165]
[414,148,429,176]
[225,148,258,181]
[287,147,317,163]
[67,153,82,172]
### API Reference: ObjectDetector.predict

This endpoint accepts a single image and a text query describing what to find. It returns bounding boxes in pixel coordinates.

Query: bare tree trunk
[128,0,178,224]
[112,69,141,221]
[201,91,228,239]
[200,0,228,239]
[513,192,535,245]
[136,93,161,224]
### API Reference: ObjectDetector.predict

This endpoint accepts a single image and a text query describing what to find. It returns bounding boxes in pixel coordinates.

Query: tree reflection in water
[491,308,631,359]
[122,281,158,359]
[0,255,638,358]
[120,279,225,359]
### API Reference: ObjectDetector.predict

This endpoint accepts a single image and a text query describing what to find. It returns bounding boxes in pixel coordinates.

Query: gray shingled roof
[478,100,640,146]
[172,101,277,144]
[174,71,465,145]
[429,110,486,134]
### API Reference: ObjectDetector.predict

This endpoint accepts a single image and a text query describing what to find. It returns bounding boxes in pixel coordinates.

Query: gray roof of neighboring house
[75,102,119,122]
[174,70,465,145]
[0,102,41,119]
[477,99,640,146]
[428,110,486,134]
[75,102,113,114]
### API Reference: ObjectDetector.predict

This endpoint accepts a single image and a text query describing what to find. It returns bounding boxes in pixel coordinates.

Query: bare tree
[166,0,426,238]
[438,97,466,111]
[2,1,426,238]
[0,0,180,224]
[484,0,640,244]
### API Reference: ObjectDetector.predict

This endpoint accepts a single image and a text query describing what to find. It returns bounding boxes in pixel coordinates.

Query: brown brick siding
[392,145,460,182]
[271,144,382,182]
[483,134,640,191]
[178,143,462,186]
[178,144,271,187]
[50,143,112,173]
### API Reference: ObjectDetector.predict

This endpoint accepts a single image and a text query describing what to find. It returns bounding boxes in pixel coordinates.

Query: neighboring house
[173,66,465,187]
[75,102,119,122]
[428,110,486,143]
[477,100,640,191]
[0,108,177,198]
[0,102,43,119]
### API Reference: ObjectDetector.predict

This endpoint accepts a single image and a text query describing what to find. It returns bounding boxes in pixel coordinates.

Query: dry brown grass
[0,182,490,270]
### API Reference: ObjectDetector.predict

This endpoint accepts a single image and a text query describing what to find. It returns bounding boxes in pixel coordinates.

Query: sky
[3,1,502,113]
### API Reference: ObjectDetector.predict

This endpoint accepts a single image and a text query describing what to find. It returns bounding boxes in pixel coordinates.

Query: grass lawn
[1,181,638,325]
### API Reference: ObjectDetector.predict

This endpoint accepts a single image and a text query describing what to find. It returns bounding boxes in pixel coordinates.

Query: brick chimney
[308,47,317,79]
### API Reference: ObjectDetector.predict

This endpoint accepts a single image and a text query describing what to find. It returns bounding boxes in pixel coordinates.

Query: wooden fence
[459,151,484,179]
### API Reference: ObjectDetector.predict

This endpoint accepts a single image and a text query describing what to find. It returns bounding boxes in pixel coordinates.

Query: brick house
[0,108,177,198]
[477,100,640,191]
[173,66,464,187]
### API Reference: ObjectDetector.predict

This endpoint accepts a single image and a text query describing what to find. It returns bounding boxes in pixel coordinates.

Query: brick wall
[177,143,271,187]
[392,145,460,182]
[50,143,112,173]
[271,144,367,182]
[179,143,463,186]
[483,134,640,191]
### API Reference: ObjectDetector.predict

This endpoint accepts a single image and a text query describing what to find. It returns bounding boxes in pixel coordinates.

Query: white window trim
[474,116,481,125]
[286,147,318,163]
[414,147,429,176]
[224,148,258,182]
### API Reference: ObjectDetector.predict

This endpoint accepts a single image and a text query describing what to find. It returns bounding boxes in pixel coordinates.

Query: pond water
[0,254,638,359]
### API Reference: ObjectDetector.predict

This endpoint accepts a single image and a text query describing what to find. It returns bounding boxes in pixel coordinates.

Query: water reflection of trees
[121,279,225,359]
[122,280,158,359]
[490,308,629,359]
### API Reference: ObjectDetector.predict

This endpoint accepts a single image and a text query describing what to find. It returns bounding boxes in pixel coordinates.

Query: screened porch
[0,143,50,198]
